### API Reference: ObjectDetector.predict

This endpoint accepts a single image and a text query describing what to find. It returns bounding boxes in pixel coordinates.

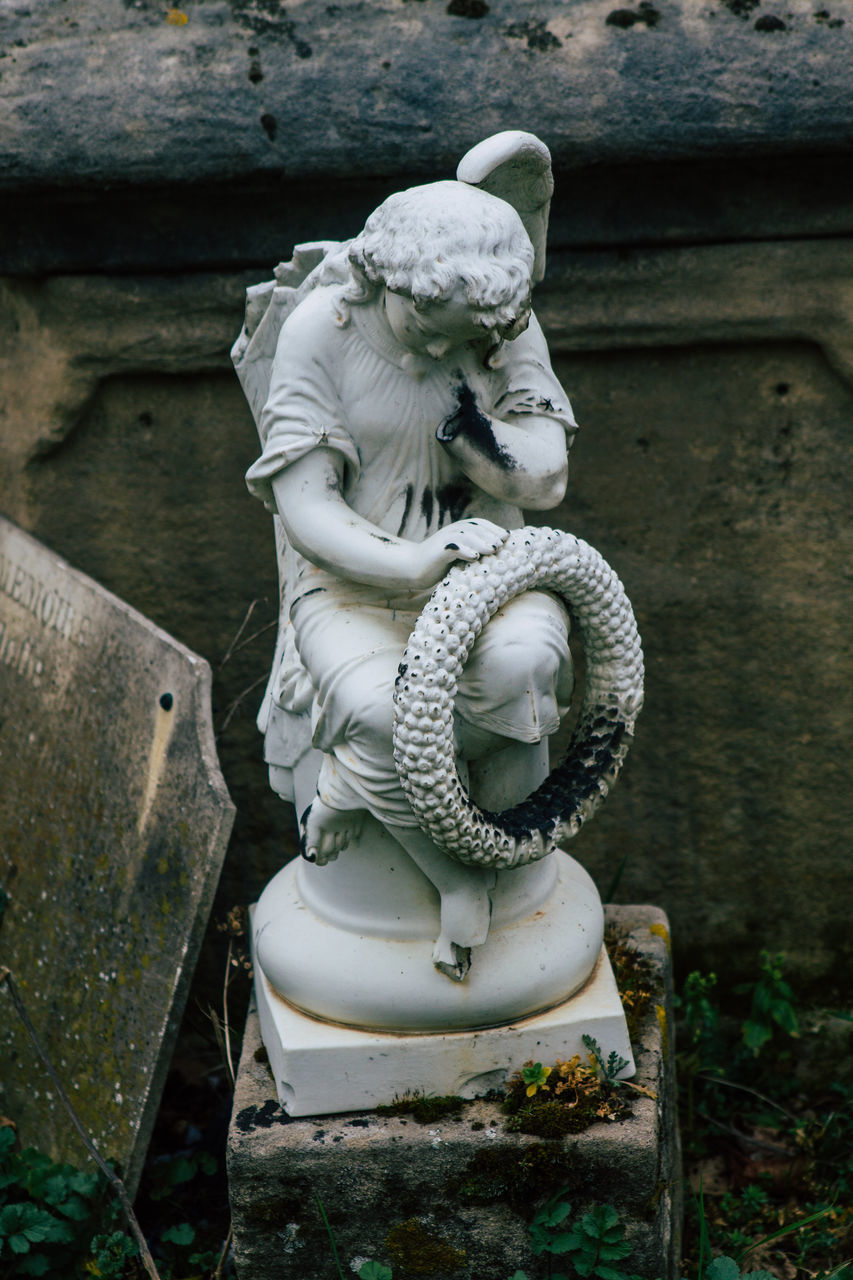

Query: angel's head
[342,180,534,354]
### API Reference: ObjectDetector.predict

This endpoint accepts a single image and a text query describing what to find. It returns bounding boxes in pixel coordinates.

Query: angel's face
[383,284,528,361]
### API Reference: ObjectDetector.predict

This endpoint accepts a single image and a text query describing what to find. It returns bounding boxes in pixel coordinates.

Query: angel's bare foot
[432,939,471,982]
[429,883,490,980]
[386,823,495,980]
[300,796,364,866]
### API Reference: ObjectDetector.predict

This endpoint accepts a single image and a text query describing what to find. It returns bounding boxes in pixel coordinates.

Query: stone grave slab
[0,516,234,1192]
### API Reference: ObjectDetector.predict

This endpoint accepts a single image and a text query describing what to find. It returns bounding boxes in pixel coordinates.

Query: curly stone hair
[338,180,534,339]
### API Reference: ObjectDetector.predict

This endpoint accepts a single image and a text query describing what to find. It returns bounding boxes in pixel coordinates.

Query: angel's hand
[409,519,508,589]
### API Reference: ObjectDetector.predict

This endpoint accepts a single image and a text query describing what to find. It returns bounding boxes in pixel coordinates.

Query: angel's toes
[432,937,472,982]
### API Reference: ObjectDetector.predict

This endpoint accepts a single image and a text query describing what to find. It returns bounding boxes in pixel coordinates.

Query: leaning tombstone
[228,131,679,1275]
[0,517,234,1194]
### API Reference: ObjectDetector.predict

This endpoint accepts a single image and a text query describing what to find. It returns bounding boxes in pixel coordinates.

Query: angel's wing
[456,131,553,285]
[231,240,350,426]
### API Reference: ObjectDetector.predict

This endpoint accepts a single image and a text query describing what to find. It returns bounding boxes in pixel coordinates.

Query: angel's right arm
[271,449,507,591]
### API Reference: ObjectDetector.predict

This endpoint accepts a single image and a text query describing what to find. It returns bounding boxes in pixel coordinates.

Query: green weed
[677,953,853,1280]
[510,1192,642,1280]
[0,1124,132,1278]
[582,1035,631,1087]
[703,1256,776,1280]
[503,1050,631,1139]
[737,951,800,1056]
[522,1064,554,1097]
[357,1193,643,1280]
[0,1119,233,1279]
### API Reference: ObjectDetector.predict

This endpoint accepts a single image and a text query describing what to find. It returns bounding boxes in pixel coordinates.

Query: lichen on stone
[385,1218,466,1273]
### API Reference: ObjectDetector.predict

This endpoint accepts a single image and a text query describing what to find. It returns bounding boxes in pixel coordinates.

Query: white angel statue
[233,133,579,982]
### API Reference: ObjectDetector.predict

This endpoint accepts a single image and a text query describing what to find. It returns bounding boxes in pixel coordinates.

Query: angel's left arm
[437,318,576,511]
[436,384,569,510]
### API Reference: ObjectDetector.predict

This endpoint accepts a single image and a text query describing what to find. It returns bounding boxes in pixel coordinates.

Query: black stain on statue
[421,488,434,526]
[397,483,414,535]
[437,383,516,470]
[436,480,471,524]
[468,706,631,846]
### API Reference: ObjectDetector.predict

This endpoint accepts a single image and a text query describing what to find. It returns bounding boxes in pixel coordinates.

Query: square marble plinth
[229,905,682,1280]
[254,937,634,1117]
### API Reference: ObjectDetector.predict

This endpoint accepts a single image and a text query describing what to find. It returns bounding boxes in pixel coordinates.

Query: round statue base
[253,816,605,1033]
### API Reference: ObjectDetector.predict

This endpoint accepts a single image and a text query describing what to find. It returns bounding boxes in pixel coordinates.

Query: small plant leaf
[42,1173,72,1205]
[741,1020,772,1054]
[90,1232,139,1280]
[358,1263,393,1280]
[523,1063,553,1096]
[538,1199,574,1228]
[529,1228,550,1256]
[69,1169,97,1192]
[542,1229,582,1254]
[581,1204,622,1236]
[162,1221,196,1246]
[599,1242,633,1261]
[706,1258,742,1280]
[171,1156,198,1186]
[57,1193,93,1222]
[2,1203,58,1251]
[43,1216,76,1244]
[17,1253,51,1275]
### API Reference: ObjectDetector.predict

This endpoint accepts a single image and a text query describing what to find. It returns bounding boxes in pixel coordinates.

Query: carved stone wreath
[392,527,644,870]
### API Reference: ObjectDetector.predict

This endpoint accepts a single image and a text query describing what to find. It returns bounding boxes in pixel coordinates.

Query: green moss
[505,1099,577,1138]
[502,1055,631,1138]
[605,924,659,1043]
[376,1092,466,1124]
[451,1142,578,1207]
[385,1218,466,1274]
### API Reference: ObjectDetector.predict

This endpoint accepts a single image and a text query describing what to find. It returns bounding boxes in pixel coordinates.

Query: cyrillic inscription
[0,552,92,647]
[0,620,44,689]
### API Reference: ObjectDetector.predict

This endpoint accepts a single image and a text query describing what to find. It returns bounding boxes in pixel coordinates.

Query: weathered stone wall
[2,0,851,1001]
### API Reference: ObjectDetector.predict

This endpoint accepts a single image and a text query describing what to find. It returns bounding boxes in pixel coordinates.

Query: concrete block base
[228,905,681,1279]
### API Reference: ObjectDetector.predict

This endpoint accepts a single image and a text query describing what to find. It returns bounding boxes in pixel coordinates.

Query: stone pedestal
[251,838,638,1116]
[228,905,681,1280]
